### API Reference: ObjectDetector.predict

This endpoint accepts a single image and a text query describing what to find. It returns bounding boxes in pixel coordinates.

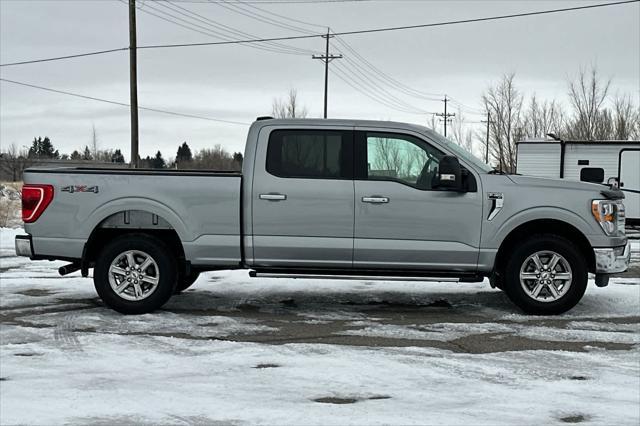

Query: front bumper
[15,235,33,258]
[594,242,631,274]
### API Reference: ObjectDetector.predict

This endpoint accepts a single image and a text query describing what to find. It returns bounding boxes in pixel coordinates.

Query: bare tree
[612,93,639,140]
[426,113,439,132]
[192,145,241,171]
[91,124,99,160]
[272,89,309,118]
[449,107,475,154]
[482,73,523,172]
[565,66,611,140]
[3,143,32,182]
[522,95,564,139]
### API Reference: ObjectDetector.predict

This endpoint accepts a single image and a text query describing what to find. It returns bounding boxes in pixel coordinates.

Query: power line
[334,59,430,113]
[2,0,636,66]
[333,36,443,101]
[134,0,312,55]
[329,64,433,114]
[157,0,314,55]
[0,47,128,67]
[0,78,249,125]
[209,0,318,35]
[225,0,445,103]
[139,1,639,49]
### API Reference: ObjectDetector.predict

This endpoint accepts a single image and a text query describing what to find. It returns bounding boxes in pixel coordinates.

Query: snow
[1,228,639,425]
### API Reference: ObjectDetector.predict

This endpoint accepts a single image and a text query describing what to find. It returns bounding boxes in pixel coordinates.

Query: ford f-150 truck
[15,118,630,315]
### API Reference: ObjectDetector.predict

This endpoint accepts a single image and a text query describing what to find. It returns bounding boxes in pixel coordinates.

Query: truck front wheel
[94,234,177,314]
[503,234,588,315]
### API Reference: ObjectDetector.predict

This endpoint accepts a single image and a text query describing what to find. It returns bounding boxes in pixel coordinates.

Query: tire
[502,234,587,315]
[94,233,177,315]
[174,271,200,294]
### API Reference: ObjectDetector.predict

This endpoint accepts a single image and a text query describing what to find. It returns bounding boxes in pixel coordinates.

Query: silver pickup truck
[16,118,630,315]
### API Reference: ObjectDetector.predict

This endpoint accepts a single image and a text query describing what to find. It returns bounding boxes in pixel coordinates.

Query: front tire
[503,234,587,315]
[94,233,177,315]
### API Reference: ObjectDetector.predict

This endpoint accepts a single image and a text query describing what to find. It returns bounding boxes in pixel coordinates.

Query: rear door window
[266,129,352,179]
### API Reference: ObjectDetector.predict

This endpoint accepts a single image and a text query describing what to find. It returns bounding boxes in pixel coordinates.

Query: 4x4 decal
[61,185,99,194]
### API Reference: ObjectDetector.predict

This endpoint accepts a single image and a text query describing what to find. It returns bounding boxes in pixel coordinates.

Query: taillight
[22,184,54,223]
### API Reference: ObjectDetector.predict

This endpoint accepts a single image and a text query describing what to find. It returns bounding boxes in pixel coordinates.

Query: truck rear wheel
[503,234,587,315]
[94,234,177,314]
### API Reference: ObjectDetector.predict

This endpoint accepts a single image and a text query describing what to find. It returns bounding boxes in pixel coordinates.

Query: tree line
[474,66,639,172]
[1,134,243,182]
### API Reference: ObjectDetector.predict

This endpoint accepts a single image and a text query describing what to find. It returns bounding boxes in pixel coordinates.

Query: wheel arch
[81,209,187,276]
[494,219,595,277]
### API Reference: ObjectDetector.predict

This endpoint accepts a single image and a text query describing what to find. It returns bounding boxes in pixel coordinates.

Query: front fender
[484,206,598,249]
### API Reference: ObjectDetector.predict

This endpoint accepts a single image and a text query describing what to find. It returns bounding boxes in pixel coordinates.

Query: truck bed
[22,166,243,267]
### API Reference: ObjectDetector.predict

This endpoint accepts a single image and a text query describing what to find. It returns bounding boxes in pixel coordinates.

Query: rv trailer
[516,139,640,224]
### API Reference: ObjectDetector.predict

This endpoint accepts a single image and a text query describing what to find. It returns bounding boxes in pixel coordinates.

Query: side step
[249,269,484,283]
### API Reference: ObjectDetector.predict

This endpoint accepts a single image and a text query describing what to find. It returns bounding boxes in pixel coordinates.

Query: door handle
[362,196,389,204]
[259,193,287,201]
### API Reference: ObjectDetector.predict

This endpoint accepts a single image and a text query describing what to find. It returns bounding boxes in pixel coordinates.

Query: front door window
[366,133,443,190]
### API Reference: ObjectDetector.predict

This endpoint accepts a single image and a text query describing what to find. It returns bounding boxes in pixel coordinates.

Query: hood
[506,174,606,193]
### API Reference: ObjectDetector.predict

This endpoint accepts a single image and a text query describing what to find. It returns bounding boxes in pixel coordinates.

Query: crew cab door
[353,129,482,271]
[250,127,354,268]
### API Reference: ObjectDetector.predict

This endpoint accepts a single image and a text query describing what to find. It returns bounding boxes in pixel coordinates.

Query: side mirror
[434,155,462,191]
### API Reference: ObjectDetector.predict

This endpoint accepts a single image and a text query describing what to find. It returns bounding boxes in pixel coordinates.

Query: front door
[353,129,483,271]
[251,127,354,268]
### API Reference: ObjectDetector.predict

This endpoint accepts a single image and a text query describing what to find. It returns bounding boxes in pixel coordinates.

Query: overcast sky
[1,0,638,160]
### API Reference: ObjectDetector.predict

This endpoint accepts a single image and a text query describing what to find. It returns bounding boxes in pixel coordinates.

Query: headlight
[591,199,625,236]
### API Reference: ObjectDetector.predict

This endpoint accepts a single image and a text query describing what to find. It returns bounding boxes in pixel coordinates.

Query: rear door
[251,127,355,268]
[353,129,483,271]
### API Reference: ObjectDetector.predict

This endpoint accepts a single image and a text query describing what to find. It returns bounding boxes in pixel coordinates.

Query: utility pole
[312,28,342,119]
[481,112,494,164]
[435,95,455,137]
[129,0,139,168]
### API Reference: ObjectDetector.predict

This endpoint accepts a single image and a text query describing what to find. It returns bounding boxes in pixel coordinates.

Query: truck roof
[250,118,432,133]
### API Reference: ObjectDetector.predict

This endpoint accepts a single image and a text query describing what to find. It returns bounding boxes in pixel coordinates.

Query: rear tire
[174,271,200,294]
[503,234,587,315]
[94,233,177,315]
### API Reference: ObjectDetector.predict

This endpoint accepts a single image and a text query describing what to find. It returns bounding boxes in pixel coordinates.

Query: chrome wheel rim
[108,250,160,301]
[519,251,572,303]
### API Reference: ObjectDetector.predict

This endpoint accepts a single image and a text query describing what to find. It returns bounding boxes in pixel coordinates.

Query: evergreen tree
[151,151,166,169]
[82,145,93,161]
[70,150,82,160]
[28,137,59,159]
[233,152,243,166]
[176,142,193,163]
[111,149,125,163]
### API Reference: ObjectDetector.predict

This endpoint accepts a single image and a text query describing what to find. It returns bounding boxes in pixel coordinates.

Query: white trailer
[516,139,640,224]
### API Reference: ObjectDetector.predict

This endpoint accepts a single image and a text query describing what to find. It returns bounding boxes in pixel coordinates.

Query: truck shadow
[164,284,514,319]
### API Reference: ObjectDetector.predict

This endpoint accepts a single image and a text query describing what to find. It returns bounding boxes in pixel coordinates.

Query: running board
[249,269,483,283]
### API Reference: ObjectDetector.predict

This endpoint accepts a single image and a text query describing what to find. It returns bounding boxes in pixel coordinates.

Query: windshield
[420,128,494,173]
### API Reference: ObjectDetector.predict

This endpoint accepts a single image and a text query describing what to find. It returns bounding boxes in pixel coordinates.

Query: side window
[366,132,443,189]
[266,130,350,179]
[580,167,604,183]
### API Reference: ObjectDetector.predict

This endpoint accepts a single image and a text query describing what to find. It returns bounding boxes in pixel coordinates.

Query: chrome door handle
[362,196,389,204]
[259,193,287,201]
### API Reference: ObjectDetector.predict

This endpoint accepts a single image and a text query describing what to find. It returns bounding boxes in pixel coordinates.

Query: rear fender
[84,197,192,242]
